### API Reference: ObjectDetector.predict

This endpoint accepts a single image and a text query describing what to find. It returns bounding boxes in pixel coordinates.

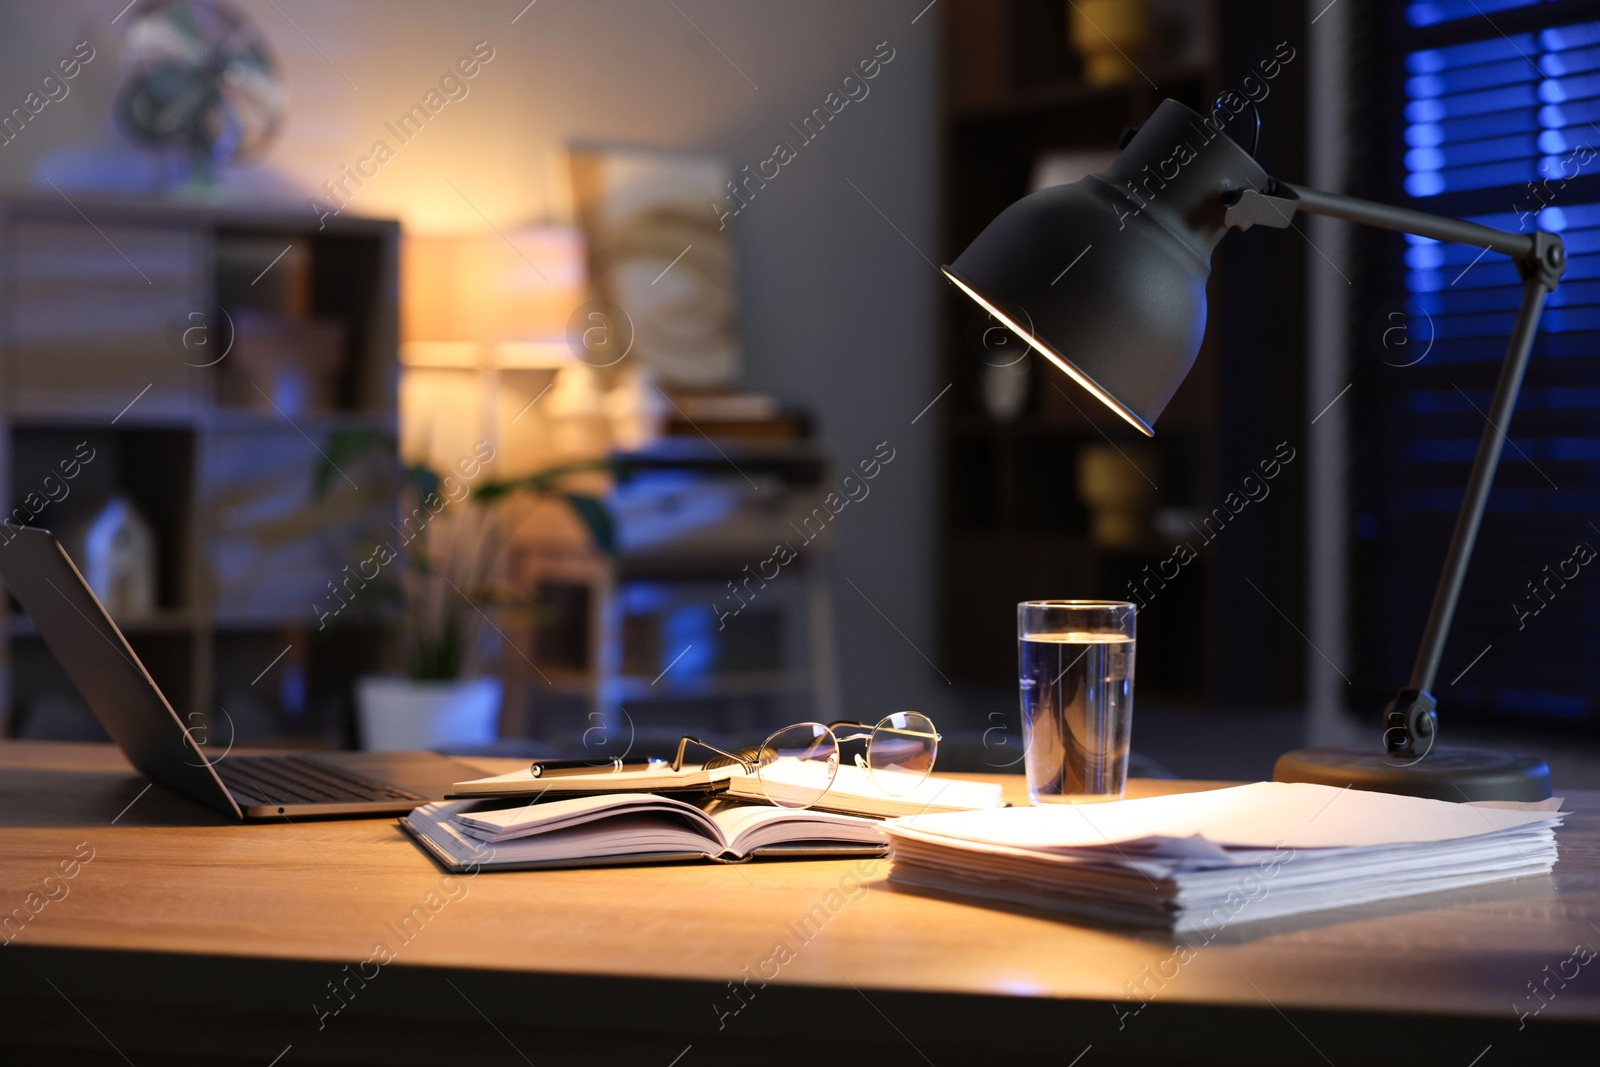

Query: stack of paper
[882,782,1563,930]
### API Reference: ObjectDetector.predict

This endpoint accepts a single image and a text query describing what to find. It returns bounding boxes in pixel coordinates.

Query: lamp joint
[1518,231,1566,291]
[1382,688,1438,758]
[1221,186,1299,232]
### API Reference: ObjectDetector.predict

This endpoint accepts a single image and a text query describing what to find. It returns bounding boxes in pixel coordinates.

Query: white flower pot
[355,676,502,751]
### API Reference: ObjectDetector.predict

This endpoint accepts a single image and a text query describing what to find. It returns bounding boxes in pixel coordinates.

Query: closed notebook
[724,762,1006,818]
[449,760,1006,819]
[402,793,887,872]
[448,764,737,799]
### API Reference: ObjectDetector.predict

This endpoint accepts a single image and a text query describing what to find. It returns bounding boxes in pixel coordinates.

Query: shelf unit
[0,192,399,746]
[936,0,1309,706]
[497,438,841,744]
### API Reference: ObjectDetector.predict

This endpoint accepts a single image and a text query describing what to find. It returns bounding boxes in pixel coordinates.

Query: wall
[0,0,953,726]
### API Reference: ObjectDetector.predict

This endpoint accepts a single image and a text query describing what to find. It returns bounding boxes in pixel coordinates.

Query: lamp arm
[1377,273,1557,757]
[1406,278,1549,680]
[1229,179,1568,756]
[1280,183,1544,264]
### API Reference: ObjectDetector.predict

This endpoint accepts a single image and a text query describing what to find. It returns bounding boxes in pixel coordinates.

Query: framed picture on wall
[569,146,740,389]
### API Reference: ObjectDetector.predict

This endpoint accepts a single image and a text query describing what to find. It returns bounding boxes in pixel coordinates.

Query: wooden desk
[1,741,1596,1065]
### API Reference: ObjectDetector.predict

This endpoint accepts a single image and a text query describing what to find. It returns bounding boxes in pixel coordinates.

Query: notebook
[449,760,1007,819]
[882,781,1564,930]
[724,762,1007,818]
[449,763,735,798]
[402,793,888,872]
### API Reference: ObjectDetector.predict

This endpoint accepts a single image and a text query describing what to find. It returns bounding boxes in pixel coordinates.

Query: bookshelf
[0,192,399,747]
[937,0,1309,706]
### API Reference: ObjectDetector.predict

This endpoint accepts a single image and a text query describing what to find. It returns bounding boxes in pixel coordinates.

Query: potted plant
[354,496,504,752]
[316,432,612,751]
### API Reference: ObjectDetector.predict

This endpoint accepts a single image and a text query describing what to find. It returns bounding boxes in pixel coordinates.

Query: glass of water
[1018,600,1136,804]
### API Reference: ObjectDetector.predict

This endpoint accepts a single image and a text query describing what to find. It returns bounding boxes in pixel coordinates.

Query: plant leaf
[406,463,441,502]
[314,428,397,498]
[562,493,615,555]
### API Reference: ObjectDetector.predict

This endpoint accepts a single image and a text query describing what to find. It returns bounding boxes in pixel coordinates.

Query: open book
[449,760,1005,819]
[403,793,888,872]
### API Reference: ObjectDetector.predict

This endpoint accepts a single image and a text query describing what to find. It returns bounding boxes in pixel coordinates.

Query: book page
[709,803,885,856]
[455,793,724,845]
[459,814,722,864]
[892,781,1563,853]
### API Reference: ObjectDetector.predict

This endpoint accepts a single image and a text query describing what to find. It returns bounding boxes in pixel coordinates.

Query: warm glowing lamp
[402,226,586,359]
[400,226,587,471]
[945,99,1561,800]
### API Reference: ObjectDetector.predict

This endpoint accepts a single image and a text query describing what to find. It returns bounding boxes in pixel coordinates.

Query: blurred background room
[4,0,1600,787]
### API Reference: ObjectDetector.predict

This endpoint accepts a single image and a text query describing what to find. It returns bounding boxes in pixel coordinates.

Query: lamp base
[1272,746,1552,802]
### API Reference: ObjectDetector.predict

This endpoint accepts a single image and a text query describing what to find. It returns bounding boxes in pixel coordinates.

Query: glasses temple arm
[826,720,943,741]
[670,736,757,773]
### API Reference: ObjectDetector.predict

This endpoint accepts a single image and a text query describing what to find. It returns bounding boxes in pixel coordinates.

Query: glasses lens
[867,712,938,796]
[755,723,839,809]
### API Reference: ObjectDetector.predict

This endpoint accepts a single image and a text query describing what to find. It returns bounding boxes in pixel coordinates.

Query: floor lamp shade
[402,226,586,348]
[942,99,1270,435]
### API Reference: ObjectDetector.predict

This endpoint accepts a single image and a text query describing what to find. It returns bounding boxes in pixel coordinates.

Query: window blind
[1350,4,1600,726]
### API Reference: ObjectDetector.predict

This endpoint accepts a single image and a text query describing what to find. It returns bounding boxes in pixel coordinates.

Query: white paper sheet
[891,781,1564,853]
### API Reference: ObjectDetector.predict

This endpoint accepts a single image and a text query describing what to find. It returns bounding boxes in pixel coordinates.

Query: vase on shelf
[1077,443,1162,546]
[1068,0,1150,87]
[72,493,157,617]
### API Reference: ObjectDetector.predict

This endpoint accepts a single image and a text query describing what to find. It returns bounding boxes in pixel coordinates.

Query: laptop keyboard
[215,756,426,806]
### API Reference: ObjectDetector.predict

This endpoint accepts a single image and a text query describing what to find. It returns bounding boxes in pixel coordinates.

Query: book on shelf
[660,393,809,440]
[402,793,886,872]
[671,394,780,422]
[449,761,1007,820]
[882,781,1564,931]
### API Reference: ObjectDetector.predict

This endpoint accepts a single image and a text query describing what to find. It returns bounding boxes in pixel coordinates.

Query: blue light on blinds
[1403,21,1600,198]
[1403,190,1600,347]
[1357,7,1600,725]
[1408,0,1542,29]
[1390,20,1600,532]
[1495,690,1587,718]
[1544,24,1600,50]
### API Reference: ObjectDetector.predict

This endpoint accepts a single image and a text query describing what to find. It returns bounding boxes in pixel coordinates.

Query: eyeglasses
[669,712,940,811]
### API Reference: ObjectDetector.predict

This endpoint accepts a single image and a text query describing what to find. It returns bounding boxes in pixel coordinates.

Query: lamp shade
[402,225,586,349]
[942,99,1269,434]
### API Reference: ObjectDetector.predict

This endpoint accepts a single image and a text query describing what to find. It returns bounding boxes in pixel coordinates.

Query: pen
[528,757,662,778]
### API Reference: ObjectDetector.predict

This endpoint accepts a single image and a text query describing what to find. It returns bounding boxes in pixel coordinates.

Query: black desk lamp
[945,98,1559,801]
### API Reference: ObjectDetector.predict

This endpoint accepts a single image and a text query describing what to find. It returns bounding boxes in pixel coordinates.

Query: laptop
[0,528,486,820]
